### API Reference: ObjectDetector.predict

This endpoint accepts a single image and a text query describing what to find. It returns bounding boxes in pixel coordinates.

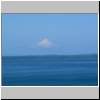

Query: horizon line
[2,53,98,57]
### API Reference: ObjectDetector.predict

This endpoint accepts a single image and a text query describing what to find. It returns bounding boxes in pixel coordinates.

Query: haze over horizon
[2,14,98,56]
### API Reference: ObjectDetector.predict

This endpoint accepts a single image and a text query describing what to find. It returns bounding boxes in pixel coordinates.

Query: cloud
[34,38,53,48]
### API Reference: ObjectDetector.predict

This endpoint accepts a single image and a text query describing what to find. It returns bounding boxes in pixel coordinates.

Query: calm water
[2,55,98,86]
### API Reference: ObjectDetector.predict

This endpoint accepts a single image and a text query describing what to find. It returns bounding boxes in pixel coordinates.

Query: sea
[2,55,98,86]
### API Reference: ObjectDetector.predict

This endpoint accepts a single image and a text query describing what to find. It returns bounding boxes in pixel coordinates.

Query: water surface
[2,55,98,86]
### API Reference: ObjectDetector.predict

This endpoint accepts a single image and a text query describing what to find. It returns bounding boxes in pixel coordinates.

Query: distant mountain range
[2,54,98,57]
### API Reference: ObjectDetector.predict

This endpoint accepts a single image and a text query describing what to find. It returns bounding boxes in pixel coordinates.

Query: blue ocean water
[2,55,98,86]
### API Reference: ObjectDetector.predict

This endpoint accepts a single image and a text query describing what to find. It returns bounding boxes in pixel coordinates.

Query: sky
[2,14,98,56]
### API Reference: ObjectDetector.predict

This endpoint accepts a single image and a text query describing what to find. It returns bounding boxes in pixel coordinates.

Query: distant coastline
[2,54,98,58]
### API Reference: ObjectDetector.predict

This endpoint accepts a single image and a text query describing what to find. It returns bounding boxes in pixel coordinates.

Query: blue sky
[2,14,98,56]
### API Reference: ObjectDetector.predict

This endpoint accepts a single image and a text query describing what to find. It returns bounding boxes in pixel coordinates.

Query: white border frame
[1,1,99,99]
